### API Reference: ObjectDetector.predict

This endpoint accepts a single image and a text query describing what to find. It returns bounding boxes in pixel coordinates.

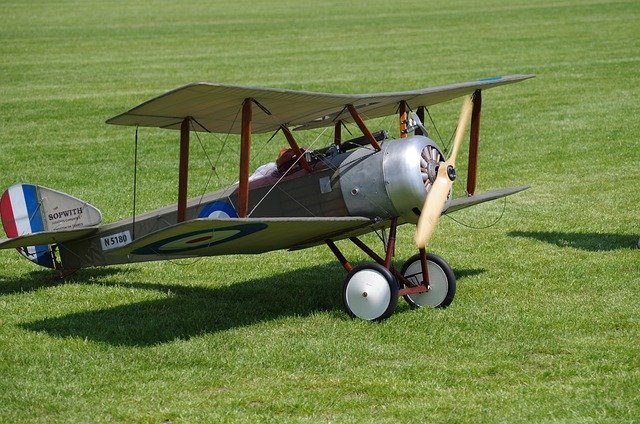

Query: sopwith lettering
[48,207,84,221]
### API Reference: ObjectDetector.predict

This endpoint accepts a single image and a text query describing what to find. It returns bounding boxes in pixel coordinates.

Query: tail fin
[0,184,102,268]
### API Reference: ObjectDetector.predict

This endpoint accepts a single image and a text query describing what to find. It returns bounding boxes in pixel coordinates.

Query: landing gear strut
[400,253,456,309]
[327,218,456,321]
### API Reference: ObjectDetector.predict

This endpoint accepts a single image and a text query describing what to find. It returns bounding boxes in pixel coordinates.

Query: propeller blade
[414,97,473,249]
[414,165,454,248]
[447,96,473,166]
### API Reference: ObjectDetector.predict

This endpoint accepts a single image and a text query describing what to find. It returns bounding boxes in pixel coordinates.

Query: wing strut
[467,90,482,196]
[177,117,190,223]
[334,121,342,147]
[238,98,252,217]
[281,125,312,172]
[415,106,426,136]
[347,104,381,151]
[399,100,408,139]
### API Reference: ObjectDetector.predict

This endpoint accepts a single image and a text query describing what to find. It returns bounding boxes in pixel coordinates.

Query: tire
[400,253,456,308]
[343,263,399,321]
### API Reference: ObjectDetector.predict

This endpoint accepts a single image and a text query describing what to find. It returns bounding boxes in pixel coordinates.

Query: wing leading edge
[444,185,530,214]
[106,75,534,134]
[106,217,374,257]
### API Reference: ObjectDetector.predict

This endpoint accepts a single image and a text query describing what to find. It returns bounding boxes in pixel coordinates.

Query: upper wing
[106,217,374,257]
[106,75,534,134]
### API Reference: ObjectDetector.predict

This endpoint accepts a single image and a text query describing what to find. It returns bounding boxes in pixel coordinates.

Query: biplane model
[0,74,533,321]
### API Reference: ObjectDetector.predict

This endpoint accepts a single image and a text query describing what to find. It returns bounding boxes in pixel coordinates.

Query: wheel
[400,253,456,308]
[343,263,399,321]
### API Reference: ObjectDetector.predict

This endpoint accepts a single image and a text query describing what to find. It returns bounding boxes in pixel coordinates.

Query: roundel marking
[198,201,238,219]
[131,223,267,255]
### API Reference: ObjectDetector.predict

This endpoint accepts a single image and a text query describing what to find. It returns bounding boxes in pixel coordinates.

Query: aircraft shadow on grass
[14,264,484,347]
[508,231,639,252]
[0,267,123,297]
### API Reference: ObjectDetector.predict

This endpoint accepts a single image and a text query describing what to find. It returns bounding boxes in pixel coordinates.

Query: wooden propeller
[415,97,473,249]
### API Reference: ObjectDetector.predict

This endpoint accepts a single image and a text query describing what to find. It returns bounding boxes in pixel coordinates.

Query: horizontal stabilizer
[107,217,374,257]
[0,227,99,250]
[445,185,530,214]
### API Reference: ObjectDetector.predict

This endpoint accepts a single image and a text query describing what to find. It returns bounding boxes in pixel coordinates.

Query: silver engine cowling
[337,135,448,224]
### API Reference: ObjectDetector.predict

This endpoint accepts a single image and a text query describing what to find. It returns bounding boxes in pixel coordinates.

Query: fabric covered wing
[0,227,99,249]
[444,185,530,214]
[106,75,534,134]
[106,217,374,257]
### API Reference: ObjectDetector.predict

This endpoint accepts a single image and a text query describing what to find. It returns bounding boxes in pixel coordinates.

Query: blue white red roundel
[198,201,238,219]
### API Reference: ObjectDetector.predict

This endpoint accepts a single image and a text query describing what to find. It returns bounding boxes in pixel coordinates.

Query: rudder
[0,184,102,269]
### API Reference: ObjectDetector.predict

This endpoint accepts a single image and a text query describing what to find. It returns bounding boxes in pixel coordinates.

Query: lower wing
[106,217,374,257]
[445,185,530,214]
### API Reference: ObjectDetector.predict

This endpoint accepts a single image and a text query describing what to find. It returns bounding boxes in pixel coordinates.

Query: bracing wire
[212,106,242,179]
[190,120,219,206]
[132,125,139,240]
[444,195,508,229]
[425,107,456,153]
[248,126,330,217]
[191,107,244,204]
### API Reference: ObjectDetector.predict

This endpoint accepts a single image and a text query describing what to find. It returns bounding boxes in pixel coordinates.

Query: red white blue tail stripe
[0,184,54,268]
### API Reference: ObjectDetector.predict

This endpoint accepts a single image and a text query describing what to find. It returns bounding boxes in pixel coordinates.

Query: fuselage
[58,135,445,269]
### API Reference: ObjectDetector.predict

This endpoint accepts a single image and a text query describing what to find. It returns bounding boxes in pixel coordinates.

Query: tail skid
[0,184,102,268]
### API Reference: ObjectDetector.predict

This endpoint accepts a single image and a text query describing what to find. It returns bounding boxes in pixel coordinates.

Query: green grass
[1,0,639,422]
